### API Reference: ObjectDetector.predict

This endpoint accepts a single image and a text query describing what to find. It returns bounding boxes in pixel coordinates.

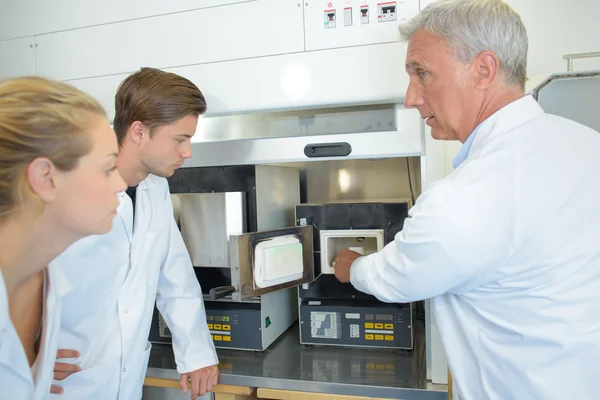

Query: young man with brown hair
[50,68,218,400]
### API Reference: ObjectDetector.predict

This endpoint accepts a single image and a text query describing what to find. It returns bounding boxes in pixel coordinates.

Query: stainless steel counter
[147,321,447,399]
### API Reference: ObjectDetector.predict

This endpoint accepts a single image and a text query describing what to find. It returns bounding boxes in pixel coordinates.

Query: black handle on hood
[209,286,237,300]
[304,142,352,158]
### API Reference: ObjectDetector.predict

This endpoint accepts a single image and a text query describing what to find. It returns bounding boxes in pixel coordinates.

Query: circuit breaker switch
[378,2,397,22]
[344,7,353,26]
[360,5,369,24]
[324,9,337,29]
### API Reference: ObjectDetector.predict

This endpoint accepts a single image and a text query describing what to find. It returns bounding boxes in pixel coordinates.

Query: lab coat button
[123,367,126,372]
[123,309,128,313]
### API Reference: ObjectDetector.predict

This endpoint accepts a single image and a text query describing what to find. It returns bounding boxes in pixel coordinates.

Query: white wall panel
[67,42,409,121]
[505,0,600,77]
[0,37,36,80]
[67,74,125,120]
[35,0,304,81]
[0,0,255,41]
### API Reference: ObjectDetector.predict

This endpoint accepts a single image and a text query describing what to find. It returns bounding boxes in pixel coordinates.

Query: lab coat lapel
[0,270,33,386]
[117,192,133,243]
[0,329,32,387]
[131,176,156,243]
[35,264,74,392]
[128,176,157,277]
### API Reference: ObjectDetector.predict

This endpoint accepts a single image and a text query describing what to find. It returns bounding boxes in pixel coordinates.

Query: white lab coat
[50,174,218,400]
[351,96,600,399]
[0,265,73,400]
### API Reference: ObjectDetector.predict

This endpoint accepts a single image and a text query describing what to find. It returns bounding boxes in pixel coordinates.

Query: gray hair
[399,0,528,89]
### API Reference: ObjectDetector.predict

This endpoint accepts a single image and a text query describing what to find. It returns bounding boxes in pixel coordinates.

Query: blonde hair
[0,76,107,218]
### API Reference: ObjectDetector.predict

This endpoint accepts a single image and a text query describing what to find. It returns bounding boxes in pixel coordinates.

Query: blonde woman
[0,76,126,399]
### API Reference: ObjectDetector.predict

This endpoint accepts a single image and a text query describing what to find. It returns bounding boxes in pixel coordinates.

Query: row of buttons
[366,363,395,371]
[365,323,394,329]
[350,324,360,339]
[212,335,231,342]
[208,324,230,331]
[365,334,394,341]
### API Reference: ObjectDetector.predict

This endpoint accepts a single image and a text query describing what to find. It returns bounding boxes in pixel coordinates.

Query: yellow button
[375,323,384,329]
[376,364,385,371]
[223,325,231,331]
[364,323,374,329]
[207,324,213,329]
[214,335,223,341]
[366,363,374,370]
[223,336,231,342]
[213,324,222,330]
[365,334,374,340]
[385,335,394,341]
[385,324,394,330]
[375,335,384,341]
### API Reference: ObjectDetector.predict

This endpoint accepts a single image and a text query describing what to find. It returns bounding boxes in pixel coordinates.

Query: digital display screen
[375,314,393,321]
[310,312,341,340]
[214,315,230,322]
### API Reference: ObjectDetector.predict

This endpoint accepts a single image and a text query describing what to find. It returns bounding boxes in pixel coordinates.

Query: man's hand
[333,249,363,283]
[50,349,81,394]
[179,364,219,399]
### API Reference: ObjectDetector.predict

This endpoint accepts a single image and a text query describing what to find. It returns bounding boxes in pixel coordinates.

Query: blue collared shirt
[452,125,481,168]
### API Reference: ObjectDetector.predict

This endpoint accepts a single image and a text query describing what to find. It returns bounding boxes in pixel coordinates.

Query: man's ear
[472,50,499,90]
[128,121,148,145]
[26,157,58,203]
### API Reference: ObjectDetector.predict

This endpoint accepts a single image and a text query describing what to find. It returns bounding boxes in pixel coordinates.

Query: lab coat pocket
[133,342,153,399]
[55,364,106,398]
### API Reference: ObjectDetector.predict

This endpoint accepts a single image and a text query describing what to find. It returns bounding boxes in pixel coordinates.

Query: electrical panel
[306,0,420,51]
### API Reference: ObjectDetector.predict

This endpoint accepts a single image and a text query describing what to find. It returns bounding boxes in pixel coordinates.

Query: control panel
[205,309,262,349]
[206,314,233,344]
[149,306,263,350]
[300,304,412,349]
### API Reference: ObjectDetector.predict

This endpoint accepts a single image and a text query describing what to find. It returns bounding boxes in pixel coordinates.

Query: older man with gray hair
[333,0,600,398]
